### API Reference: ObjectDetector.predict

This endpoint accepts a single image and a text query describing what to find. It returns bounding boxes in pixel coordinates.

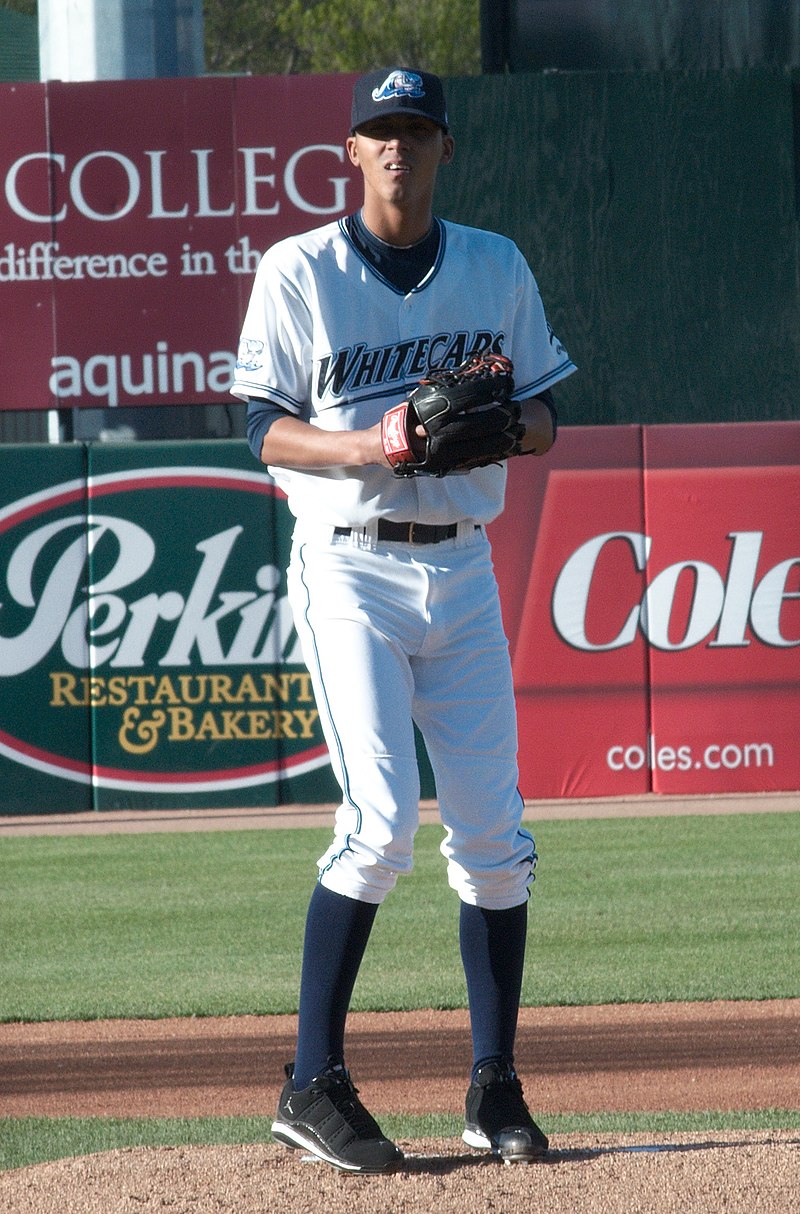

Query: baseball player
[232,67,576,1174]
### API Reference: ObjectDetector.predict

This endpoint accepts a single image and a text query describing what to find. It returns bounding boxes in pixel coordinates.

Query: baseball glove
[380,352,523,477]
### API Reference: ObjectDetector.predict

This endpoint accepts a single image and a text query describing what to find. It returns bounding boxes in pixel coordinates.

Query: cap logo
[371,70,426,104]
[351,68,447,133]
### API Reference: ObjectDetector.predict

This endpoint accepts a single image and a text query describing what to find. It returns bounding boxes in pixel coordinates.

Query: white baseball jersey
[231,216,576,526]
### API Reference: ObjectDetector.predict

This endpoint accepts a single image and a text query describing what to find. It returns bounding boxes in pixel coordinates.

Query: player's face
[347,115,454,211]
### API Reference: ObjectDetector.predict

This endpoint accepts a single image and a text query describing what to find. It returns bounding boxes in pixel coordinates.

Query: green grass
[2,1110,798,1173]
[1,813,798,1022]
[524,812,800,1005]
[1,811,798,1172]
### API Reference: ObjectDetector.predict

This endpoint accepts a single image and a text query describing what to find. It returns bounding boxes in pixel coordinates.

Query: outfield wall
[2,68,798,810]
[0,427,797,813]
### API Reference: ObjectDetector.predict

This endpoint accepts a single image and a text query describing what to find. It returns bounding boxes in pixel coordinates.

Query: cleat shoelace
[325,1074,380,1138]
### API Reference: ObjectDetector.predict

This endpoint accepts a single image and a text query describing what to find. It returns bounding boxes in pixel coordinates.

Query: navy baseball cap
[351,68,449,133]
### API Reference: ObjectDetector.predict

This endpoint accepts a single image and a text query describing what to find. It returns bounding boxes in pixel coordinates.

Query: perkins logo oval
[0,466,328,792]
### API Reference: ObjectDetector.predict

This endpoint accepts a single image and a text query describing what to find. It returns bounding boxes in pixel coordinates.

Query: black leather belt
[334,521,462,545]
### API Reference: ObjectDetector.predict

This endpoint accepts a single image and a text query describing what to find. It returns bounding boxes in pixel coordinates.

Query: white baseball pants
[287,520,537,909]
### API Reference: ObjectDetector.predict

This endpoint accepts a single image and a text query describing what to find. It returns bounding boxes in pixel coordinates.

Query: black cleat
[271,1062,404,1175]
[463,1059,549,1163]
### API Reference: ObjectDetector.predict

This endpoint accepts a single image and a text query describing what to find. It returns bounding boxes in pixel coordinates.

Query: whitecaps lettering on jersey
[315,331,505,399]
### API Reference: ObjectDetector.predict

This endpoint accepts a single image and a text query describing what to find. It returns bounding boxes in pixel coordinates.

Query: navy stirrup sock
[292,883,378,1090]
[459,900,528,1081]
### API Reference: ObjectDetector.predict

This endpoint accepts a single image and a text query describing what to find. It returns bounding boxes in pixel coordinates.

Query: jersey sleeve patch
[236,338,265,373]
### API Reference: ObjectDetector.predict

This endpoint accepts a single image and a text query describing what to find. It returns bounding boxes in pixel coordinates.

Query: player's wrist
[519,398,556,455]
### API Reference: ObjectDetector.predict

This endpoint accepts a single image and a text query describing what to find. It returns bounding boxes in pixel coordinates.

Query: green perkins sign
[0,442,340,812]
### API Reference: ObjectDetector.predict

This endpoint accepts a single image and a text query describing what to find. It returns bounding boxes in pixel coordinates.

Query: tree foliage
[1,0,36,15]
[3,1,482,78]
[203,0,306,76]
[204,0,481,78]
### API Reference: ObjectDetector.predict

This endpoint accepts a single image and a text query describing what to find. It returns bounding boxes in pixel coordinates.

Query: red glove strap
[381,402,416,466]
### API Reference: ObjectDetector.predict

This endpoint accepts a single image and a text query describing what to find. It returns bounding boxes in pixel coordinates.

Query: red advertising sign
[0,74,361,412]
[492,422,800,798]
[0,425,796,811]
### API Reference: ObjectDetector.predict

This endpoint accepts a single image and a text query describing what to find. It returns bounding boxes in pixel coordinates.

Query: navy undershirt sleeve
[246,396,288,462]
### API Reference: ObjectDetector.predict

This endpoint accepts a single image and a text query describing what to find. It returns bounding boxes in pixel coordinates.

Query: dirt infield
[1,792,798,1212]
[1,1000,798,1120]
[2,788,798,837]
[1,1000,798,1214]
[2,1132,798,1214]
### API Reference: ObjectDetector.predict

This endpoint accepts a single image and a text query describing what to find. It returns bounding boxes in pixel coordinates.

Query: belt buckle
[408,522,420,544]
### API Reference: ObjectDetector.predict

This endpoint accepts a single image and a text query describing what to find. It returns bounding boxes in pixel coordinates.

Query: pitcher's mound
[1,1132,797,1214]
